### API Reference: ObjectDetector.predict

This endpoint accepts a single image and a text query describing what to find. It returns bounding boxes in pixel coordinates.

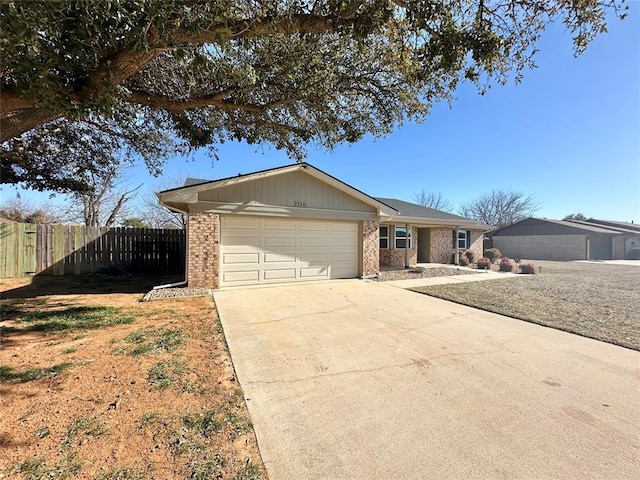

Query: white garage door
[220,216,359,286]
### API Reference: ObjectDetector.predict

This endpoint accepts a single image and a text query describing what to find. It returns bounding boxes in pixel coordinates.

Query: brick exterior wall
[380,226,417,267]
[429,228,454,264]
[429,228,484,264]
[380,248,418,267]
[494,234,587,260]
[468,230,484,262]
[187,212,220,288]
[362,220,379,275]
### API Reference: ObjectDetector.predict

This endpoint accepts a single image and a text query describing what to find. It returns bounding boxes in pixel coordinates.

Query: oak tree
[1,0,627,192]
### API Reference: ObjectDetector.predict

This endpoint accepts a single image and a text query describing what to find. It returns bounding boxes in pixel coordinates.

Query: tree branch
[127,90,299,115]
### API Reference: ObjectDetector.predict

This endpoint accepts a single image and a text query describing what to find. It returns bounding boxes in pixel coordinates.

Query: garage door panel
[224,235,260,247]
[300,236,329,247]
[264,252,297,263]
[223,217,260,229]
[220,217,358,286]
[332,223,357,232]
[299,252,329,263]
[264,236,296,247]
[222,253,260,264]
[300,267,329,278]
[223,270,260,283]
[264,219,296,230]
[332,251,356,262]
[264,269,297,280]
[300,222,329,231]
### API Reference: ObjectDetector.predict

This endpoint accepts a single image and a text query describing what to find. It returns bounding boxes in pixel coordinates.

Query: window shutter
[466,230,471,249]
[452,229,456,248]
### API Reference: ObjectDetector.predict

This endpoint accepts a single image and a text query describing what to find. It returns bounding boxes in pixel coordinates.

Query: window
[379,226,389,249]
[455,230,471,249]
[395,226,412,249]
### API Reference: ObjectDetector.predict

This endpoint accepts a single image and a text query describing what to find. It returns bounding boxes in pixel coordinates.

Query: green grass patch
[0,362,73,383]
[148,359,187,390]
[113,327,185,356]
[63,347,78,354]
[34,426,50,439]
[13,305,135,332]
[94,467,149,480]
[182,410,223,437]
[232,462,262,480]
[64,415,108,446]
[12,454,82,480]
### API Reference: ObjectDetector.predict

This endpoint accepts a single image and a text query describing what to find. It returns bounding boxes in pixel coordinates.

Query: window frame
[379,226,389,249]
[456,229,470,249]
[394,225,412,249]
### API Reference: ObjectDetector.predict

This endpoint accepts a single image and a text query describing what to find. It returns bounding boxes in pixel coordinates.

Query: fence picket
[0,223,185,277]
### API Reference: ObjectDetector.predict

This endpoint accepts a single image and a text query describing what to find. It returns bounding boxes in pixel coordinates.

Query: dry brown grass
[411,261,639,351]
[0,275,266,480]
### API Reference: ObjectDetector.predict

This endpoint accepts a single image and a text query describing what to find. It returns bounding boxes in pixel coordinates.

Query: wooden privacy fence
[0,223,185,277]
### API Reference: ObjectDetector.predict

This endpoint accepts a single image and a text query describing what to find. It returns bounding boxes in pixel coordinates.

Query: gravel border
[143,287,213,301]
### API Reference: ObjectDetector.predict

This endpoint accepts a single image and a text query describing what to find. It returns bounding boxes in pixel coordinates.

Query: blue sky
[5,8,640,222]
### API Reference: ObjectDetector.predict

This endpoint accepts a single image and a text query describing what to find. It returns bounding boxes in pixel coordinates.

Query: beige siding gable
[198,170,376,213]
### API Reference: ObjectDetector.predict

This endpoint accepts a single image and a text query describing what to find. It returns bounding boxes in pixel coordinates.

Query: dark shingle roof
[184,177,212,187]
[375,197,473,222]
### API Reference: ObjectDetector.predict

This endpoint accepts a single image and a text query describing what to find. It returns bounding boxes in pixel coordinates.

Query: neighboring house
[492,217,639,261]
[158,162,489,288]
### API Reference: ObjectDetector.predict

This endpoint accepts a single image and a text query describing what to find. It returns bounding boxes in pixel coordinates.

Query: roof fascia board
[383,216,491,230]
[190,201,380,221]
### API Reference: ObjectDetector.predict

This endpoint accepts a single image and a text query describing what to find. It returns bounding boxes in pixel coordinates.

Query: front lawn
[0,275,265,480]
[411,260,639,351]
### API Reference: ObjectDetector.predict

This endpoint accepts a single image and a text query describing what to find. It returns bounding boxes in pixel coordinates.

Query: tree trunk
[1,108,62,142]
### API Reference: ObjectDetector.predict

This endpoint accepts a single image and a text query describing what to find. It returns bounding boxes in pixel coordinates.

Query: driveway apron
[213,280,639,480]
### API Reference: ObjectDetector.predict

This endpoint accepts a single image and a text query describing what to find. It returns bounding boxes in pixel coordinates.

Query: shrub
[459,256,469,266]
[499,257,513,272]
[98,261,126,275]
[628,248,640,260]
[464,250,475,263]
[519,263,536,274]
[484,248,502,263]
[476,257,492,270]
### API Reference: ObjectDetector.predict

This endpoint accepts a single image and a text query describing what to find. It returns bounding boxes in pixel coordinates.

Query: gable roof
[493,217,626,236]
[158,162,397,217]
[376,197,491,229]
[583,218,640,233]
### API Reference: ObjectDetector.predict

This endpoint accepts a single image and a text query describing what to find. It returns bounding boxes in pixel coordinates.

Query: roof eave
[383,216,491,230]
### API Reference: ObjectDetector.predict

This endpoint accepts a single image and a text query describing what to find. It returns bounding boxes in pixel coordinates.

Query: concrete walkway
[383,270,521,288]
[214,280,639,480]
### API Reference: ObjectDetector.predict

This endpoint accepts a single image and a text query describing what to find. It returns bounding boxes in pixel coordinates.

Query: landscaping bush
[519,263,536,274]
[459,256,469,266]
[476,257,492,270]
[499,257,514,272]
[484,248,502,263]
[628,248,640,260]
[464,250,475,263]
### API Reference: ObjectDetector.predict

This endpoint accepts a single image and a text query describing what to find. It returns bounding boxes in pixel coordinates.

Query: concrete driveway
[214,280,639,480]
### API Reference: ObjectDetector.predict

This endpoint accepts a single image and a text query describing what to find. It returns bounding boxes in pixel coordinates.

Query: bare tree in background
[412,189,453,212]
[54,165,142,227]
[0,197,59,223]
[141,174,187,229]
[564,213,587,221]
[458,190,539,228]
